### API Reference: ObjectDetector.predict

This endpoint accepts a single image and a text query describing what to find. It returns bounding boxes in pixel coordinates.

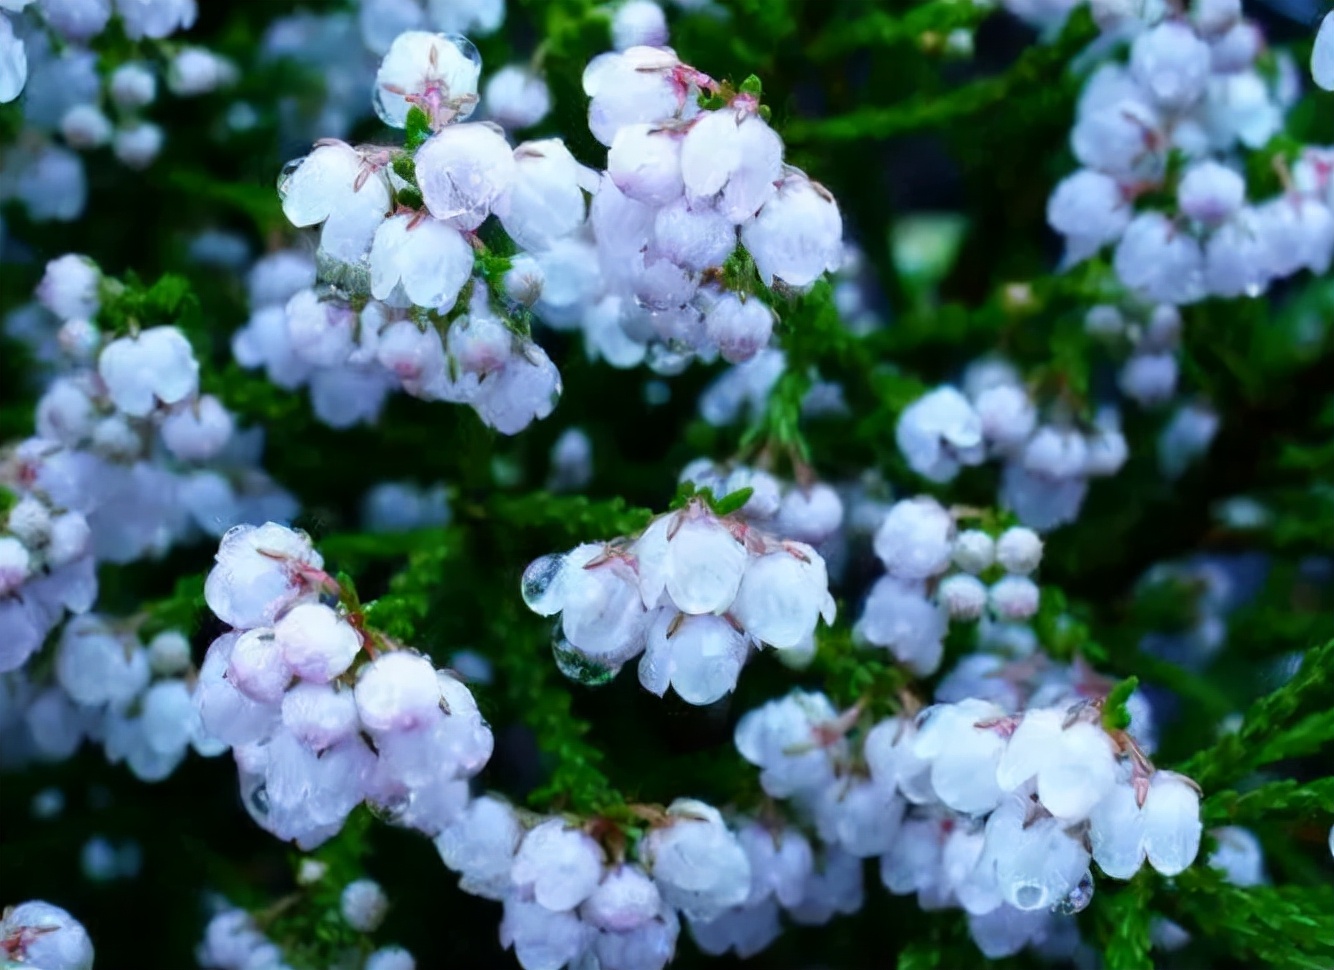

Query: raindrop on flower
[1051,870,1094,915]
[441,33,482,71]
[552,634,620,687]
[276,155,307,201]
[522,553,565,614]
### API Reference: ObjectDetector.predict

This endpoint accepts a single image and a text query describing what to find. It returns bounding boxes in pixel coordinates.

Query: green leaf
[711,486,754,517]
[1102,676,1140,732]
[404,104,432,151]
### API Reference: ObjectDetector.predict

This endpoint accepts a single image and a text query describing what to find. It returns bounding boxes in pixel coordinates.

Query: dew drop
[276,155,306,201]
[372,84,398,128]
[441,33,482,71]
[552,635,619,687]
[521,554,566,615]
[249,782,270,817]
[1051,870,1094,916]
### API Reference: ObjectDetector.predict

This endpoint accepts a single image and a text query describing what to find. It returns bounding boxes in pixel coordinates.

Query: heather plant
[1,1,1333,968]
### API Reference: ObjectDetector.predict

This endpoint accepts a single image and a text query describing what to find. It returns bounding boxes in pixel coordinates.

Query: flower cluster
[435,791,856,970]
[896,360,1128,529]
[561,42,844,371]
[0,899,93,970]
[735,667,1201,961]
[0,0,233,223]
[522,496,836,703]
[1047,4,1324,304]
[854,496,1046,675]
[259,31,566,434]
[0,615,224,781]
[195,523,493,848]
[2,256,293,656]
[3,253,293,675]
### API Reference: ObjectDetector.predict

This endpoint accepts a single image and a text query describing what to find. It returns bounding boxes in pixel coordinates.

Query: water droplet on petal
[249,782,270,816]
[441,33,482,70]
[522,553,566,615]
[372,84,396,128]
[552,634,619,687]
[1051,870,1094,915]
[277,155,307,201]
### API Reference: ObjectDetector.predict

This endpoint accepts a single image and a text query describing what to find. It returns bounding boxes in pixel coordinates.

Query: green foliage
[1173,868,1334,970]
[1180,640,1334,789]
[787,8,1097,143]
[1202,777,1334,827]
[1096,876,1154,970]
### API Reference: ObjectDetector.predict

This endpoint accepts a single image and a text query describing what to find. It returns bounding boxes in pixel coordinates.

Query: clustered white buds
[235,255,560,434]
[5,256,294,590]
[735,664,1200,961]
[433,788,851,970]
[562,42,842,372]
[195,523,493,848]
[855,495,1044,674]
[0,900,94,970]
[896,360,1129,530]
[522,497,836,703]
[267,31,565,435]
[0,615,224,781]
[1048,3,1324,304]
[0,0,228,222]
[258,17,849,433]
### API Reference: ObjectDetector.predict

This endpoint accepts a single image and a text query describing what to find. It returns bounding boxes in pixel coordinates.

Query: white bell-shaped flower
[511,818,605,912]
[731,545,835,650]
[415,121,516,231]
[639,609,749,705]
[370,213,474,311]
[98,326,199,417]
